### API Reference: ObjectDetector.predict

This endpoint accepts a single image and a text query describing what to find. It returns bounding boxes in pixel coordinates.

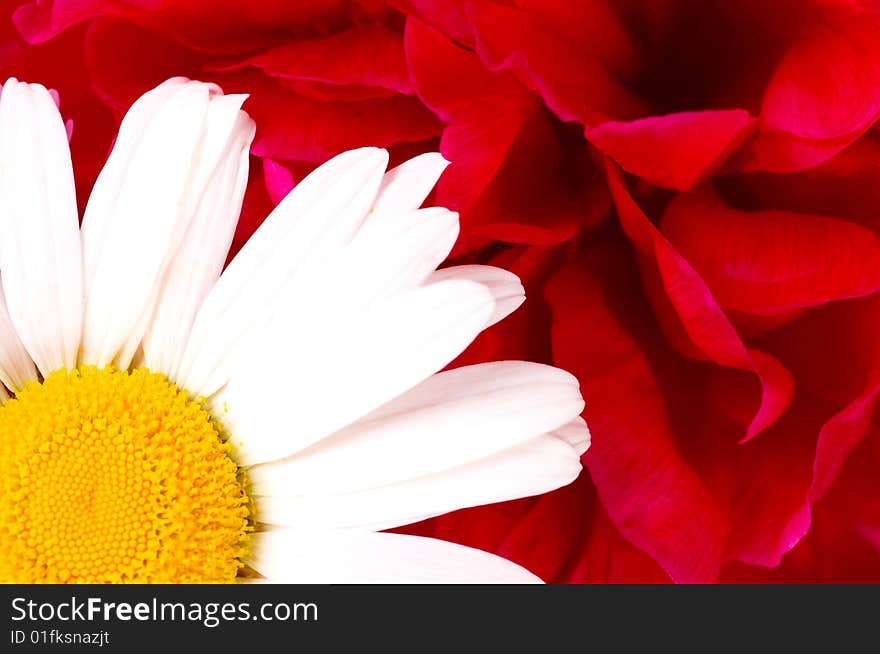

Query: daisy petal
[282,205,459,310]
[115,91,257,370]
[175,147,389,397]
[143,108,255,376]
[552,415,591,456]
[255,430,583,531]
[0,287,37,392]
[430,265,525,327]
[186,206,457,397]
[223,206,459,390]
[249,361,584,494]
[217,279,495,465]
[348,206,459,296]
[252,206,460,330]
[250,530,542,583]
[81,78,224,368]
[371,152,449,219]
[0,79,82,375]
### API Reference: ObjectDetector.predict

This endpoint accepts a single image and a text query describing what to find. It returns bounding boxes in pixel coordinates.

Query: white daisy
[0,77,589,584]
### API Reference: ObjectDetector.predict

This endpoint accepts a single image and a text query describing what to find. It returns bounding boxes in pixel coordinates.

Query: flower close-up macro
[1,0,879,588]
[0,77,588,583]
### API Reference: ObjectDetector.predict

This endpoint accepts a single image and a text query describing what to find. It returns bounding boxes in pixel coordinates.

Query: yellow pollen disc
[0,366,253,583]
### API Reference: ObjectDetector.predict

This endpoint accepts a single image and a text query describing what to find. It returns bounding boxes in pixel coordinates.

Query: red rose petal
[406,18,599,248]
[467,0,645,125]
[607,161,794,441]
[564,494,673,583]
[84,19,442,163]
[15,0,353,53]
[478,477,602,584]
[723,429,880,582]
[406,17,532,214]
[241,73,441,162]
[723,133,880,232]
[587,110,755,190]
[760,296,880,504]
[269,78,399,103]
[811,383,880,503]
[494,475,670,583]
[461,113,605,248]
[546,240,728,583]
[12,0,99,44]
[761,14,880,142]
[739,127,867,174]
[261,158,295,206]
[720,406,814,567]
[84,18,203,112]
[388,0,473,46]
[508,0,640,79]
[401,474,671,583]
[660,186,880,315]
[213,24,413,94]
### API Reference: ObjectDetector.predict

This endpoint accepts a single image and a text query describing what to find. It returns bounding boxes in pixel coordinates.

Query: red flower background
[5,0,880,582]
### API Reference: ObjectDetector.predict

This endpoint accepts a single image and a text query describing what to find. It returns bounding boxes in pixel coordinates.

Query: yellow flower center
[0,366,252,583]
